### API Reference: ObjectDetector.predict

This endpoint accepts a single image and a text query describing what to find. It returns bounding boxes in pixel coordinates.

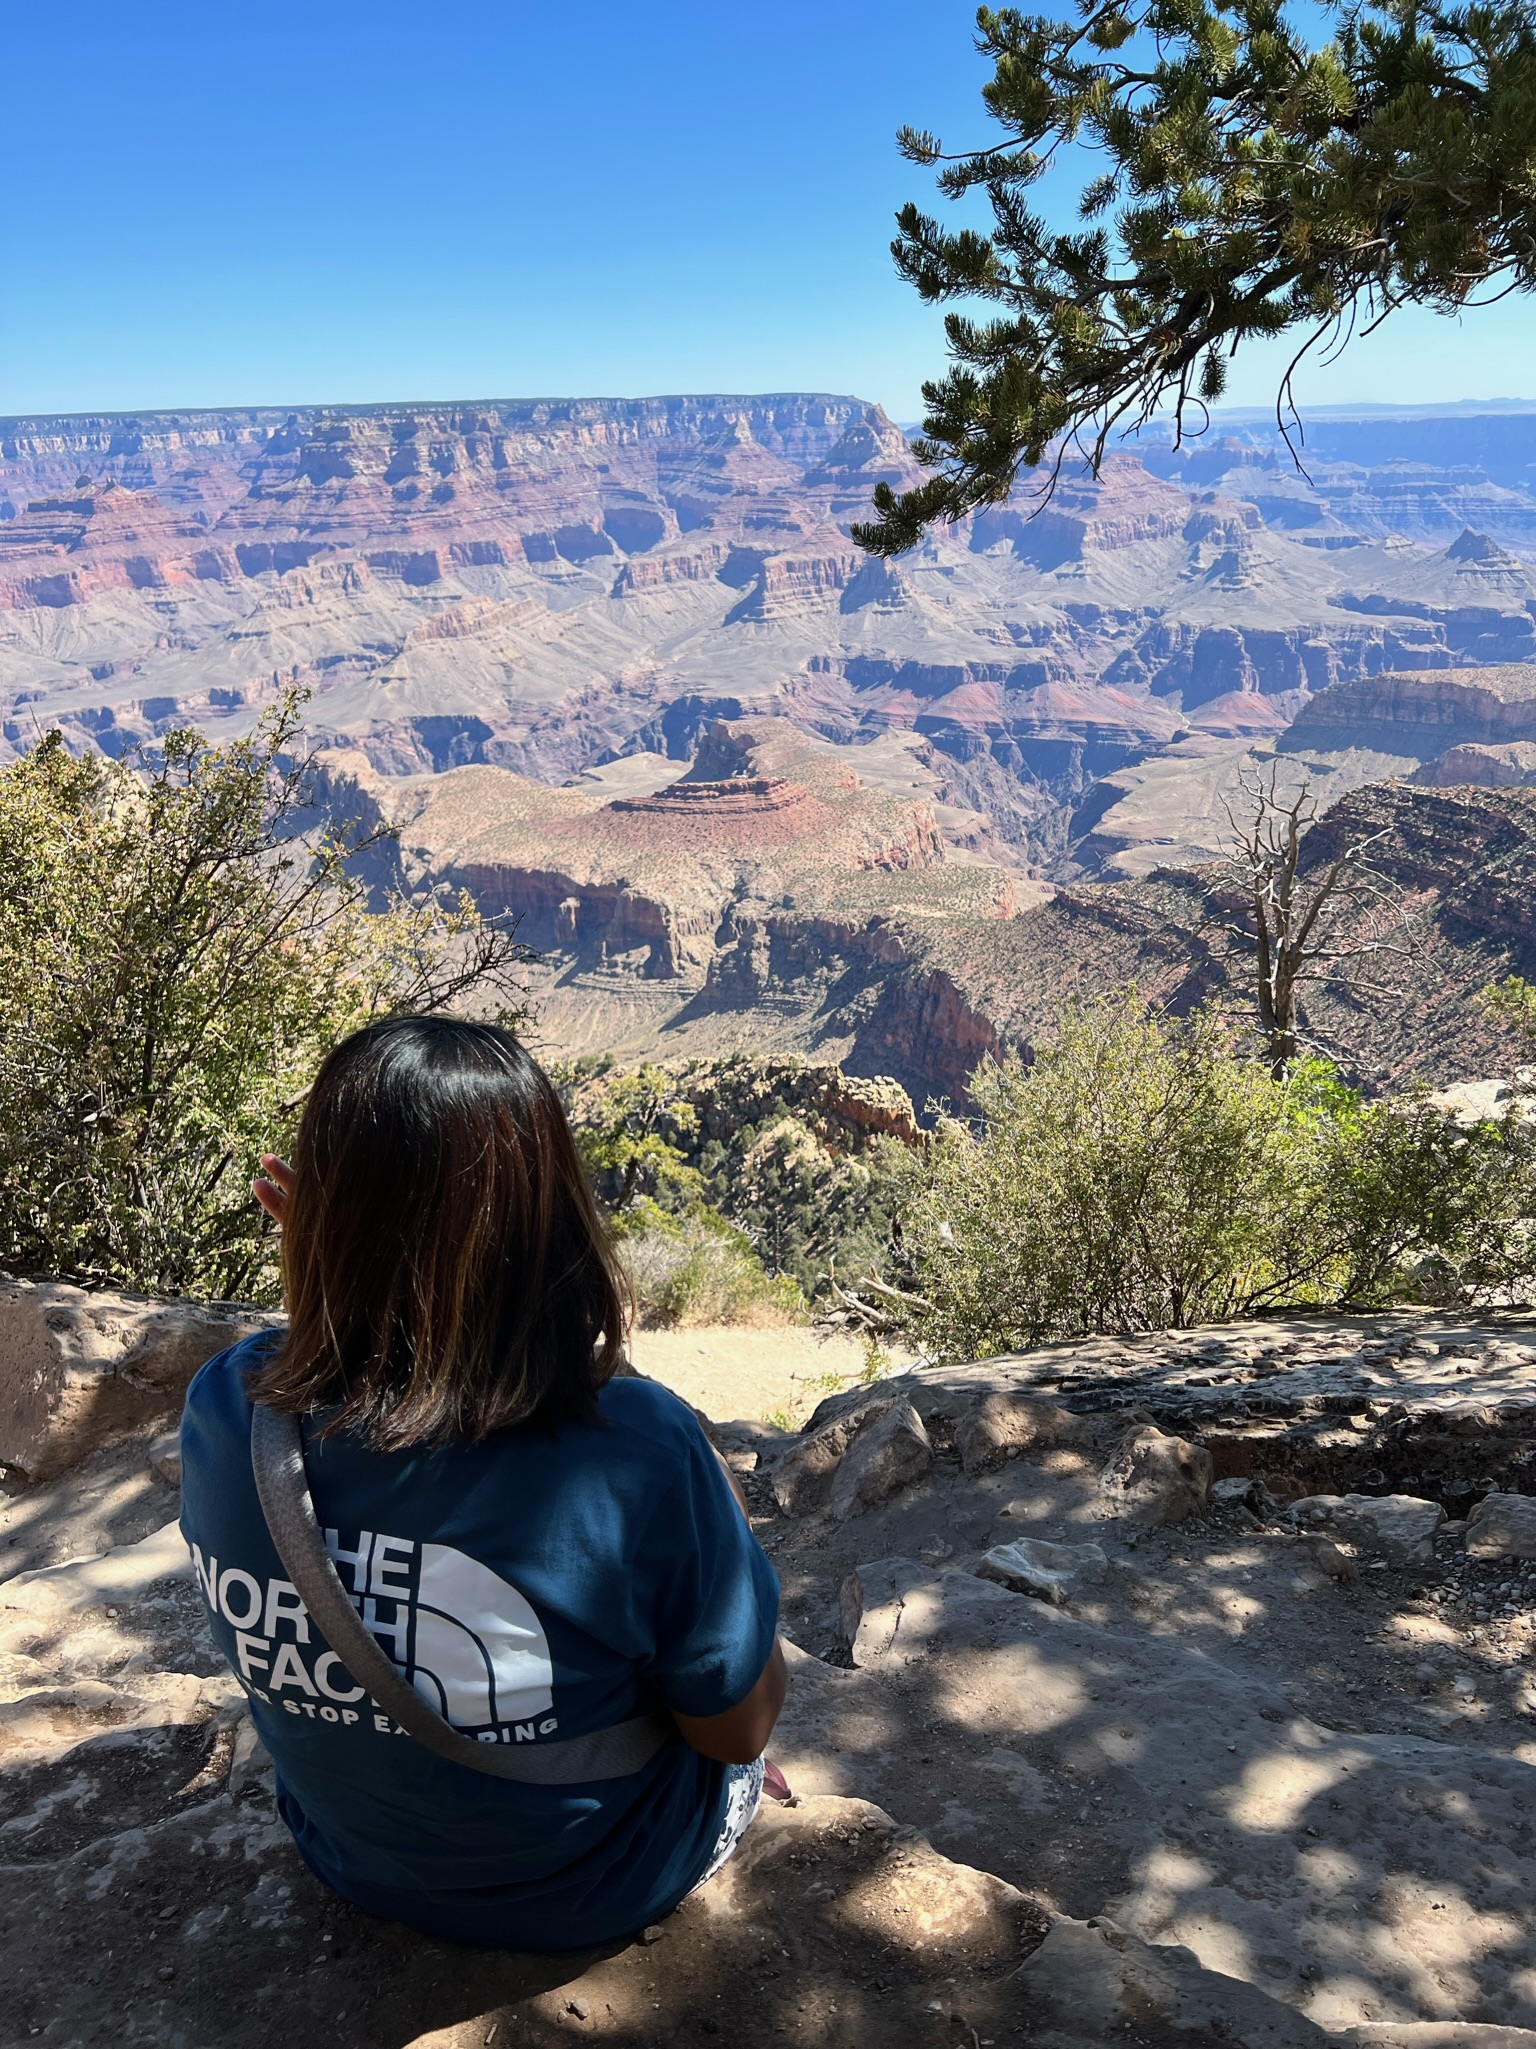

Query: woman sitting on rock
[179,1015,787,1950]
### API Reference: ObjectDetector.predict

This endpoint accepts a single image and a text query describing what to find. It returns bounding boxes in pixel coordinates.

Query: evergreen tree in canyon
[856,0,1536,553]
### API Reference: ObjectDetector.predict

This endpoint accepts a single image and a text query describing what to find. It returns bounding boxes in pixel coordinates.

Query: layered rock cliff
[6,397,1536,885]
[1282,662,1536,760]
[986,781,1536,1089]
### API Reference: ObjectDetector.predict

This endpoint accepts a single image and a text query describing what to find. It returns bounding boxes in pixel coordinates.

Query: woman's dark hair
[252,1016,628,1449]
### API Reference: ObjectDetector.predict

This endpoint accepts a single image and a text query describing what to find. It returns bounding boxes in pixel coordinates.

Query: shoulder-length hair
[251,1016,627,1449]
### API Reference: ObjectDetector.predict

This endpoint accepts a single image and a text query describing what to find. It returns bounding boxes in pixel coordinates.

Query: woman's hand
[253,1154,295,1227]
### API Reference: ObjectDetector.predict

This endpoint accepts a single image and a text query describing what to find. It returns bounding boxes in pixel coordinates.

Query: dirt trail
[629,1325,912,1429]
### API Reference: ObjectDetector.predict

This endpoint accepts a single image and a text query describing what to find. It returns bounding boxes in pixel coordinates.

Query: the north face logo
[325,1528,555,1731]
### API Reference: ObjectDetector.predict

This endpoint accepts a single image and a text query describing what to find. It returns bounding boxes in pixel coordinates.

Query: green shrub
[0,695,527,1301]
[898,995,1536,1362]
[901,999,1314,1357]
[698,1115,910,1303]
[559,1062,703,1212]
[1315,1087,1536,1306]
[1485,976,1536,1043]
[612,1199,805,1330]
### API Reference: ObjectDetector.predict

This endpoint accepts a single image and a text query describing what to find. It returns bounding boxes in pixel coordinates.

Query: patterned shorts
[694,1757,765,1887]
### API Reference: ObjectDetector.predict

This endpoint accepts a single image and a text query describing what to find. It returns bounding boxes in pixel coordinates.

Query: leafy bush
[557,1062,812,1328]
[562,1063,703,1212]
[901,1000,1310,1356]
[612,1199,804,1330]
[1314,1084,1536,1307]
[1485,976,1536,1047]
[899,995,1536,1362]
[0,695,528,1301]
[694,1114,909,1303]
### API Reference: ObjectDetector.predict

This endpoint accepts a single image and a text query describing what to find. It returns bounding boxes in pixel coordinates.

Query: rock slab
[1465,1491,1536,1559]
[772,1396,932,1520]
[1016,1917,1336,2047]
[829,1398,933,1520]
[0,1278,279,1479]
[1289,1491,1445,1564]
[955,1390,1088,1472]
[147,1430,182,1485]
[2,1518,192,1614]
[976,1536,1108,1606]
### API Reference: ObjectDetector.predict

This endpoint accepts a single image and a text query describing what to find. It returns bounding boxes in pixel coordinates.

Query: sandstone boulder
[1213,1474,1260,1507]
[772,1396,932,1519]
[709,1415,794,1459]
[1293,1533,1360,1583]
[772,1398,885,1515]
[0,1280,280,1479]
[706,1794,1035,1974]
[1098,1424,1212,1525]
[396,1792,1047,2049]
[955,1390,1088,1473]
[1465,1491,1536,1559]
[828,1399,932,1520]
[1014,1916,1335,2048]
[976,1536,1108,1606]
[1289,1491,1444,1565]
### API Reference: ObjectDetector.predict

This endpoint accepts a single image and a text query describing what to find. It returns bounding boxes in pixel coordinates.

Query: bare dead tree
[823,1264,933,1341]
[1216,766,1419,1078]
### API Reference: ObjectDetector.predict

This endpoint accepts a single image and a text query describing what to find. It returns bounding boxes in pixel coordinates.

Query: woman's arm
[713,1444,749,1515]
[673,1446,787,1759]
[671,1638,787,1765]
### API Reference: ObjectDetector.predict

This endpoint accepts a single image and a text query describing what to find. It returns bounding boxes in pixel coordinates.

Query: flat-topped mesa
[600,766,944,869]
[595,717,952,870]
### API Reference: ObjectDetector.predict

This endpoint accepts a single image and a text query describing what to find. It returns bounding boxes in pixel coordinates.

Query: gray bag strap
[249,1402,674,1785]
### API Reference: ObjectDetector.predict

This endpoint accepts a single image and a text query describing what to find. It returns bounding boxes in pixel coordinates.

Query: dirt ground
[627,1326,916,1430]
[7,1312,1536,2046]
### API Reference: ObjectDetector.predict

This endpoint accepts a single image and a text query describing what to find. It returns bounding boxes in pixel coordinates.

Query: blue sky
[3,0,1531,422]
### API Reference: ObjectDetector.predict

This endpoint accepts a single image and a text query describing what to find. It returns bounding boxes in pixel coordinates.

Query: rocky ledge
[793,1309,1536,1519]
[9,1302,1536,2044]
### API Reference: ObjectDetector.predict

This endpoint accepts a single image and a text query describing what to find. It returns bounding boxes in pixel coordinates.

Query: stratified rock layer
[7,399,1536,893]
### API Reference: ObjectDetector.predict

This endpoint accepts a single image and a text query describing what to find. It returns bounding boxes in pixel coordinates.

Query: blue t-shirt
[179,1333,779,1951]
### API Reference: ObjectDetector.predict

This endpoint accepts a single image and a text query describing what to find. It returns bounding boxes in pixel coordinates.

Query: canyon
[9,395,1536,2047]
[340,719,1536,1105]
[6,394,1536,1098]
